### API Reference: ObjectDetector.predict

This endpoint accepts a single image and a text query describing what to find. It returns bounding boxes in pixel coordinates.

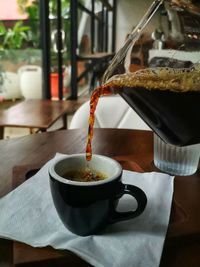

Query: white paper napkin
[0,153,174,267]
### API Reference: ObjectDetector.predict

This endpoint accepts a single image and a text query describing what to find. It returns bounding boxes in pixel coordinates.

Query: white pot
[18,65,42,99]
[0,72,22,100]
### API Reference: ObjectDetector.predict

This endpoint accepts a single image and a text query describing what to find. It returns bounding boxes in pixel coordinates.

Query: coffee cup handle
[110,184,147,223]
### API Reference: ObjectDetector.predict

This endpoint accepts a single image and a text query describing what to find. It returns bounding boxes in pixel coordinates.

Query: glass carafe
[101,0,200,147]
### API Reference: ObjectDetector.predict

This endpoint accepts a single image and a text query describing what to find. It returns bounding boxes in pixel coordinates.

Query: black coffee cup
[49,154,147,236]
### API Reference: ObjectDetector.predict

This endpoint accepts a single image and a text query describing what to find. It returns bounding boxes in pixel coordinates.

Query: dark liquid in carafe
[86,68,200,161]
[120,88,200,146]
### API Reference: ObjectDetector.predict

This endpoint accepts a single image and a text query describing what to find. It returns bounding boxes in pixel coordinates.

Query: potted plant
[0,20,32,68]
[0,21,30,100]
[0,0,43,99]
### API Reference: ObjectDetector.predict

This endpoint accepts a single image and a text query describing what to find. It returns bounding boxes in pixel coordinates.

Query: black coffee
[63,168,108,182]
[118,66,200,146]
[120,87,200,146]
[86,65,200,161]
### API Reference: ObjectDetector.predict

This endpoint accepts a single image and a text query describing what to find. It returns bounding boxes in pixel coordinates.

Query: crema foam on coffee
[106,64,200,93]
[63,168,108,182]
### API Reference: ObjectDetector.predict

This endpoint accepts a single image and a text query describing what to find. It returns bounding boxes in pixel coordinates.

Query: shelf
[70,0,117,98]
[77,52,115,61]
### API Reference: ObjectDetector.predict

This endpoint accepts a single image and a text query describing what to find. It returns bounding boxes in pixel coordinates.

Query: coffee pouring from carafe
[101,0,200,146]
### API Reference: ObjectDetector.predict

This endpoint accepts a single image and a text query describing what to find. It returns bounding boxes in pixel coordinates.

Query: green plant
[17,0,71,19]
[17,0,71,49]
[0,21,30,50]
[17,0,39,48]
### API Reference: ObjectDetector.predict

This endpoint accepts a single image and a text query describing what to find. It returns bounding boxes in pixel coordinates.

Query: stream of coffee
[86,66,200,161]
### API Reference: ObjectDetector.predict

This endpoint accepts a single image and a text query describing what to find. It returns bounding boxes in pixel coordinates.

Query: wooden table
[0,99,84,139]
[0,128,200,267]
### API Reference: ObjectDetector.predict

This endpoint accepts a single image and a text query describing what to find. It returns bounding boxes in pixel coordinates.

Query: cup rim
[49,153,122,186]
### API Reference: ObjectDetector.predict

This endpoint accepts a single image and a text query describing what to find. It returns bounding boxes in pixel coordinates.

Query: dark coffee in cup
[49,154,147,236]
[62,168,107,182]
